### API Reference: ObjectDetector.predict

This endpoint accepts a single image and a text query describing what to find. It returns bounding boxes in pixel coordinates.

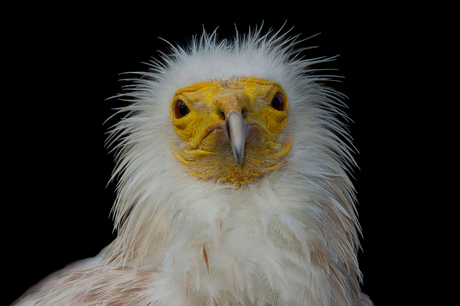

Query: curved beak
[225,110,247,165]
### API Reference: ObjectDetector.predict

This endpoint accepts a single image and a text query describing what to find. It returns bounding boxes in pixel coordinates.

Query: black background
[5,4,418,305]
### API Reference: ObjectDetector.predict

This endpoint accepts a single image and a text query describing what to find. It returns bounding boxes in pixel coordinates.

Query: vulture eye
[174,100,190,118]
[270,93,285,111]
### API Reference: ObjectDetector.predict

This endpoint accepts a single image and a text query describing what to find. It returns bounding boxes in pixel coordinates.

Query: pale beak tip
[235,150,244,165]
[225,110,247,165]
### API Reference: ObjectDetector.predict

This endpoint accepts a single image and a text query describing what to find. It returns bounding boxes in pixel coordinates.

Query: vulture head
[15,26,372,306]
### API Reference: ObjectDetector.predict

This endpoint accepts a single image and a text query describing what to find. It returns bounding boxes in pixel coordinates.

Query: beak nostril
[215,90,250,121]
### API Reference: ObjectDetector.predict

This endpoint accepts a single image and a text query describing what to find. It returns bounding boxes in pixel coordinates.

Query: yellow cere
[169,77,292,187]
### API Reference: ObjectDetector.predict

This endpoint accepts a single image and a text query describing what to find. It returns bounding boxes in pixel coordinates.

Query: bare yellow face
[170,77,291,186]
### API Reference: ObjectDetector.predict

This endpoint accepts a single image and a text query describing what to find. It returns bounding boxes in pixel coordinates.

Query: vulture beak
[216,90,250,165]
[225,110,247,165]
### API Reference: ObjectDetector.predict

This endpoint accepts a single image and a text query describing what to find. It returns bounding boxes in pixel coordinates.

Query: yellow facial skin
[170,77,292,187]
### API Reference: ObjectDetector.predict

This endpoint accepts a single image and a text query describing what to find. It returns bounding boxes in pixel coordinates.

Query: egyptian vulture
[14,26,373,306]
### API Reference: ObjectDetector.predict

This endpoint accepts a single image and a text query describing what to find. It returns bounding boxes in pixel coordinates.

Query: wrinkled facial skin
[170,77,292,186]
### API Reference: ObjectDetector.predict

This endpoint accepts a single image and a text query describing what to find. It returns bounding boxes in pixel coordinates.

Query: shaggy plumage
[14,26,372,306]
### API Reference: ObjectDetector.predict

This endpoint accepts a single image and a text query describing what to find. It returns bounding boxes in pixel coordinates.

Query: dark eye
[270,93,285,111]
[174,100,190,118]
